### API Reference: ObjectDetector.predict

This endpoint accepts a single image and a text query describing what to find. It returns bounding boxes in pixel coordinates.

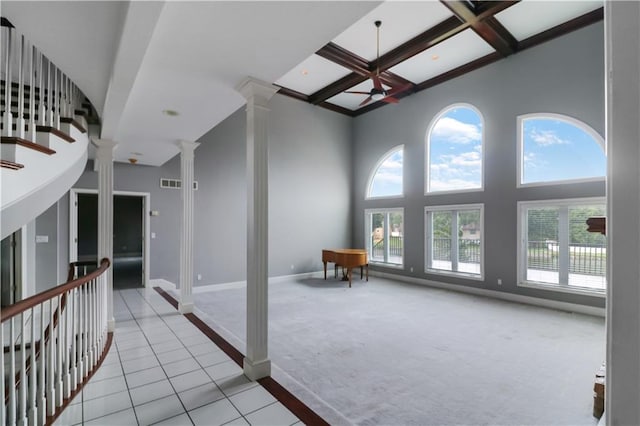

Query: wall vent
[160,178,198,190]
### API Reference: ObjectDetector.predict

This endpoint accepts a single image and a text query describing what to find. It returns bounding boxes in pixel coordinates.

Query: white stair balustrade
[2,259,112,425]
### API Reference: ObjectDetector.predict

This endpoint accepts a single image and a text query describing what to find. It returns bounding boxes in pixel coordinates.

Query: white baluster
[37,53,44,126]
[53,66,59,130]
[1,302,5,425]
[28,308,37,425]
[46,299,54,417]
[82,284,89,378]
[9,317,17,426]
[69,289,77,391]
[16,34,25,138]
[63,291,71,399]
[46,59,52,127]
[55,295,63,408]
[88,280,95,367]
[27,42,35,142]
[2,26,13,137]
[38,303,46,424]
[18,312,27,425]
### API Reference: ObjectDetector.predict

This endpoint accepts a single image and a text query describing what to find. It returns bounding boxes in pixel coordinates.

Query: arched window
[366,146,403,199]
[426,104,483,193]
[518,113,605,186]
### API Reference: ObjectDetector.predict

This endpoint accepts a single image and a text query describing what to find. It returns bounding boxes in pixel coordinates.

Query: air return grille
[160,178,198,190]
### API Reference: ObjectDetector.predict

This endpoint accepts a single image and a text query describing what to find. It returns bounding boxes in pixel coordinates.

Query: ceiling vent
[160,178,198,190]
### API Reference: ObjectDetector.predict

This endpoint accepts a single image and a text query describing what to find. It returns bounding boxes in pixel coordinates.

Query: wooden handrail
[1,258,110,323]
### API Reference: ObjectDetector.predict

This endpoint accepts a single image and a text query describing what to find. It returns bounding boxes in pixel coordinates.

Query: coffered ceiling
[274,0,604,117]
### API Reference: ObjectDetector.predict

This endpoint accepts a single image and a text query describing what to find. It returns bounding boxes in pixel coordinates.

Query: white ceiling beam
[100,1,166,140]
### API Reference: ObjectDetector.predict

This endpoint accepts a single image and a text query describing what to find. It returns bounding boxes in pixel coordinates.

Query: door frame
[69,188,151,288]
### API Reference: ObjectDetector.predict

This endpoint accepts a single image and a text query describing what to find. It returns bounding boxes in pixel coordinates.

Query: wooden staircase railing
[1,258,112,426]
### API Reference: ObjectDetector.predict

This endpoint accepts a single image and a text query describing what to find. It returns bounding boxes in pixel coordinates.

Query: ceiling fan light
[371,92,385,101]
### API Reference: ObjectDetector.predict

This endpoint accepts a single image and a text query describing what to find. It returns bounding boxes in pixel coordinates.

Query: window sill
[518,281,606,298]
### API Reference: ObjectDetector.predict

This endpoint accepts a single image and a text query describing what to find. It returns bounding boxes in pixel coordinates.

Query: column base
[243,357,271,380]
[108,318,116,332]
[179,302,194,314]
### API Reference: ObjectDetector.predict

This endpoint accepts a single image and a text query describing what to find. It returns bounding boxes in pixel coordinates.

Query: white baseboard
[370,270,605,318]
[191,271,324,294]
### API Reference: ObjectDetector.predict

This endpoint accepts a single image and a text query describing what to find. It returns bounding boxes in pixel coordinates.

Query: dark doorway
[77,193,145,289]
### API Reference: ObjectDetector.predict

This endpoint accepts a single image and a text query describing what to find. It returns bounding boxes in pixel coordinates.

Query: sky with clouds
[368,112,605,197]
[522,117,605,184]
[369,149,403,197]
[428,107,482,192]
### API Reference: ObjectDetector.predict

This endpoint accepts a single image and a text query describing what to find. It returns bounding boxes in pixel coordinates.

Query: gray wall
[192,94,353,284]
[73,94,353,287]
[352,22,605,308]
[35,203,58,292]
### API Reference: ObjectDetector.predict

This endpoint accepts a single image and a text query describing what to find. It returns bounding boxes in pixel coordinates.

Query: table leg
[323,262,327,280]
[348,268,352,288]
[366,264,369,281]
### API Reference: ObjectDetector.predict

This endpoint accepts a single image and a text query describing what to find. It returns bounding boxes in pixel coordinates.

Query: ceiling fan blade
[382,96,399,104]
[344,91,371,95]
[359,96,373,107]
[372,74,383,90]
[385,83,412,98]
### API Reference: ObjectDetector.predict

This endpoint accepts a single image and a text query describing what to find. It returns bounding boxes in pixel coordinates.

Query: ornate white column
[178,140,200,314]
[236,77,278,380]
[93,139,117,332]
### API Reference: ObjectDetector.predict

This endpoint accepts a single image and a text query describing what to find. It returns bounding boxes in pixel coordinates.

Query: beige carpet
[184,276,604,426]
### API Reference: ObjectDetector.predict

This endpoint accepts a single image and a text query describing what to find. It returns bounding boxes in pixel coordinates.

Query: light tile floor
[54,288,302,426]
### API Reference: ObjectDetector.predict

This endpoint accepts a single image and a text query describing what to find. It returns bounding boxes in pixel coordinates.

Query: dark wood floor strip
[152,286,329,426]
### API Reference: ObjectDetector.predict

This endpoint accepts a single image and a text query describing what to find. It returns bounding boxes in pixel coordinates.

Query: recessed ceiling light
[431,54,440,61]
[301,69,309,76]
[162,109,179,117]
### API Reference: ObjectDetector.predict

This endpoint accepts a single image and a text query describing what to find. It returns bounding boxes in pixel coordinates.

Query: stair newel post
[27,41,36,142]
[18,312,27,426]
[28,306,37,425]
[2,26,13,137]
[16,34,25,138]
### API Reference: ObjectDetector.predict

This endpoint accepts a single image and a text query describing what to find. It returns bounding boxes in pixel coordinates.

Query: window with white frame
[518,113,606,186]
[426,104,483,193]
[365,208,404,267]
[518,199,606,293]
[367,146,403,199]
[425,204,484,279]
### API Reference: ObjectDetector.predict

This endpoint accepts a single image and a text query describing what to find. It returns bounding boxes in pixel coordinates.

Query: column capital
[177,140,200,160]
[235,77,279,107]
[92,139,118,162]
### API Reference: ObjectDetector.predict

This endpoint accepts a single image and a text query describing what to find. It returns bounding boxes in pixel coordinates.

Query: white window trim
[365,145,405,200]
[364,207,405,268]
[425,102,485,195]
[517,112,606,188]
[424,203,484,280]
[516,197,606,295]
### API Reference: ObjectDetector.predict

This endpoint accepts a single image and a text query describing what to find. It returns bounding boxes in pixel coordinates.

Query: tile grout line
[153,286,329,426]
[136,289,257,425]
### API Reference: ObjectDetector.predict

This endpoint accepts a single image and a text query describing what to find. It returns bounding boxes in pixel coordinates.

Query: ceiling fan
[344,20,409,107]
